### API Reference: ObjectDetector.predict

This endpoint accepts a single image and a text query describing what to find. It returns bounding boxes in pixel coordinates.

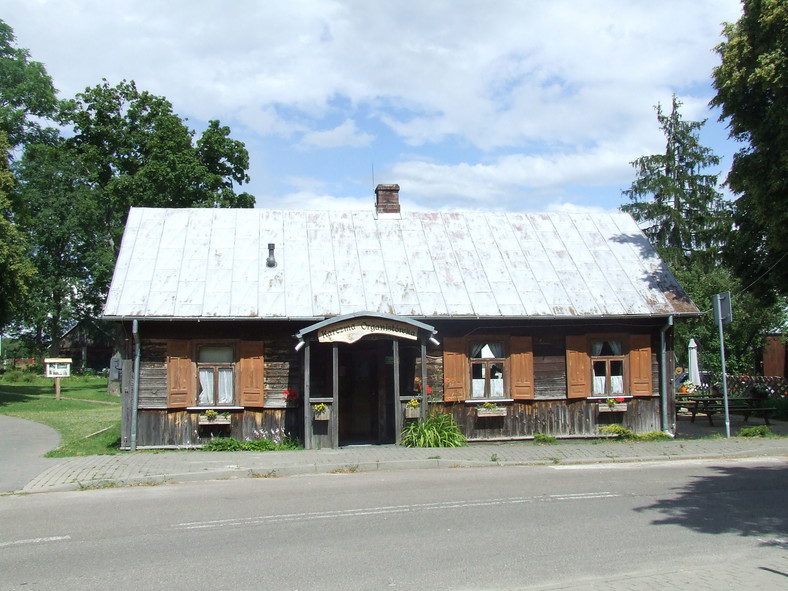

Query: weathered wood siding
[437,397,661,440]
[264,339,300,407]
[133,408,296,447]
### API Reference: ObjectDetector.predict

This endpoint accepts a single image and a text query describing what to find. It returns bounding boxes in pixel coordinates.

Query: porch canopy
[295,311,438,348]
[294,312,438,448]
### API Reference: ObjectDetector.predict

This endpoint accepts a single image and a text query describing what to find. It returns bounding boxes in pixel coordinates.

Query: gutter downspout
[130,320,141,452]
[660,316,674,436]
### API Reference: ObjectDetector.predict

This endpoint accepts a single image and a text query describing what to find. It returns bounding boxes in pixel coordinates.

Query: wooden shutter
[629,334,652,396]
[510,337,534,400]
[239,340,265,407]
[167,340,193,408]
[565,335,589,399]
[442,337,468,402]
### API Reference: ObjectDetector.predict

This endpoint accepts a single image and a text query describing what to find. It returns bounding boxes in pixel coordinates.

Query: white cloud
[2,0,743,212]
[301,119,373,148]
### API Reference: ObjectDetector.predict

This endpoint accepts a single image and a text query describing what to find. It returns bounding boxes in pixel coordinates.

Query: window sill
[187,406,244,412]
[587,396,632,401]
[464,399,514,405]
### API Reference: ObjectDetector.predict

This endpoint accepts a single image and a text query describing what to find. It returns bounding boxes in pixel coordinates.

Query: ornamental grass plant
[401,413,467,448]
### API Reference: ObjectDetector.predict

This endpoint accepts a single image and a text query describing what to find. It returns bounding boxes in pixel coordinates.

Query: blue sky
[6,0,744,212]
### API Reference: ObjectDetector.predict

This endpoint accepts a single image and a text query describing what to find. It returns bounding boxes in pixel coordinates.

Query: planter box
[476,406,507,418]
[404,406,420,419]
[198,414,232,425]
[313,409,330,421]
[598,403,628,413]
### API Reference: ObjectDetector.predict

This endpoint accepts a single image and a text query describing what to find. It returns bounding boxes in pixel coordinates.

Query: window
[197,346,234,406]
[470,342,505,399]
[591,340,624,396]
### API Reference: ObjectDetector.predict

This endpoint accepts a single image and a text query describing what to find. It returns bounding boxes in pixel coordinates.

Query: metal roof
[102,207,699,320]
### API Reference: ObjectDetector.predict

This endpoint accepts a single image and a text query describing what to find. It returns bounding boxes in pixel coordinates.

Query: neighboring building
[58,321,115,373]
[103,185,698,449]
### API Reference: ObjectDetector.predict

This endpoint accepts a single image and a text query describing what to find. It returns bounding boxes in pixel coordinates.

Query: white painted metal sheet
[103,207,699,320]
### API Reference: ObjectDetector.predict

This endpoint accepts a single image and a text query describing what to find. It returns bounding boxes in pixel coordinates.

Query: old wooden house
[104,185,698,449]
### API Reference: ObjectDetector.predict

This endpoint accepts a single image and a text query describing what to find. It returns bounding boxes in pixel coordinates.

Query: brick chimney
[374,184,400,218]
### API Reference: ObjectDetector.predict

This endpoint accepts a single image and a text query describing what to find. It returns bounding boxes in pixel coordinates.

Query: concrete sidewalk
[7,415,788,494]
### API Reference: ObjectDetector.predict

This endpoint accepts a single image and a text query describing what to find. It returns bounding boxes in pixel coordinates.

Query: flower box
[476,406,507,417]
[313,409,330,421]
[598,403,628,413]
[198,414,232,425]
[404,406,420,419]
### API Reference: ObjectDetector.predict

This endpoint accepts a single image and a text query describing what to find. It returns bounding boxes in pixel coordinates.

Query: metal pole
[393,340,401,444]
[421,343,428,420]
[130,320,141,452]
[303,342,311,449]
[713,296,731,438]
[660,316,673,435]
[332,344,339,448]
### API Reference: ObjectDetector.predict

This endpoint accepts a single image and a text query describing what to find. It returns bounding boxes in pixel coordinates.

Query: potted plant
[313,403,329,421]
[476,401,507,417]
[198,409,232,425]
[405,398,421,419]
[598,398,627,413]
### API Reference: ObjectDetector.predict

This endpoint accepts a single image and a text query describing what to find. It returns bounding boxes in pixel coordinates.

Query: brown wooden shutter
[239,340,265,407]
[167,340,193,408]
[510,336,534,400]
[442,337,468,402]
[629,334,652,396]
[565,335,589,399]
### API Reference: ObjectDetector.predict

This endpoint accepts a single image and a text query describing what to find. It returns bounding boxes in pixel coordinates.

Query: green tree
[621,95,730,269]
[59,79,254,306]
[671,263,785,375]
[621,95,784,373]
[14,138,98,353]
[0,131,34,330]
[0,19,58,148]
[712,0,788,299]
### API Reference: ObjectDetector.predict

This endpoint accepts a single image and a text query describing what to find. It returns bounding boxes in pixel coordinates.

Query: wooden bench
[686,395,776,426]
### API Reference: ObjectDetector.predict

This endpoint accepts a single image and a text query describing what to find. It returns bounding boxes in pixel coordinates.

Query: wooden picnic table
[678,394,776,426]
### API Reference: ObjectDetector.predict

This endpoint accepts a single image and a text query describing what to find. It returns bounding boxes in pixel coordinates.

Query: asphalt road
[0,414,60,491]
[1,457,786,590]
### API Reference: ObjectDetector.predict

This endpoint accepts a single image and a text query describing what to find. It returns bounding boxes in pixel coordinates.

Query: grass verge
[0,375,121,457]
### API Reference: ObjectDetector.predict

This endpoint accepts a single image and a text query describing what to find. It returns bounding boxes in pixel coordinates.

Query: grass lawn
[0,374,121,457]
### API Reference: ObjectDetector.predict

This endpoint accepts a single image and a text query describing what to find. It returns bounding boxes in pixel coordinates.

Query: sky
[4,0,744,213]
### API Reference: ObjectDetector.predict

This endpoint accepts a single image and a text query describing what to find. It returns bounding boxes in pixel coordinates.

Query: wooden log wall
[437,397,662,441]
[134,409,295,447]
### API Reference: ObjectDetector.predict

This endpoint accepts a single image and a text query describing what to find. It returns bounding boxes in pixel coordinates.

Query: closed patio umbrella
[688,338,702,387]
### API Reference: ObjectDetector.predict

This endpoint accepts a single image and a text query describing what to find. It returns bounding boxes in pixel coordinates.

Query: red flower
[615,397,625,402]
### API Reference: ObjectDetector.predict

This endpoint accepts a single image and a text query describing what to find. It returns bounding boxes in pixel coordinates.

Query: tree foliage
[622,95,730,269]
[0,131,34,329]
[14,138,98,353]
[671,263,785,375]
[61,80,254,256]
[712,0,788,299]
[621,95,784,373]
[0,20,58,148]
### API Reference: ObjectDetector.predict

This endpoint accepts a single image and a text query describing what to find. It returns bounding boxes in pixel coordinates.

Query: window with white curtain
[470,342,505,399]
[197,346,234,406]
[591,340,624,396]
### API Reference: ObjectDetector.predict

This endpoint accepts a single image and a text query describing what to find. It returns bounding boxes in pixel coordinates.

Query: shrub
[738,425,773,438]
[598,425,671,441]
[401,413,467,448]
[202,438,301,452]
[533,433,557,445]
